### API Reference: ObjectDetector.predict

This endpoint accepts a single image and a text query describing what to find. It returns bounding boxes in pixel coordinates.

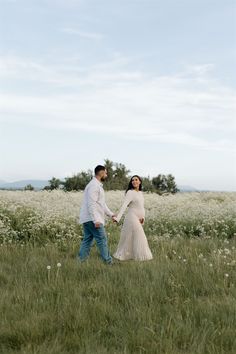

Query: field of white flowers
[0,190,235,244]
[0,191,236,354]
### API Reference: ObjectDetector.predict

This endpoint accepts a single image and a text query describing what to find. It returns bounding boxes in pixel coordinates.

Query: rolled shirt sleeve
[104,203,114,217]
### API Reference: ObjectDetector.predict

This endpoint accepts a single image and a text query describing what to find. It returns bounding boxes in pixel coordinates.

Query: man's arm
[104,203,114,218]
[87,185,100,226]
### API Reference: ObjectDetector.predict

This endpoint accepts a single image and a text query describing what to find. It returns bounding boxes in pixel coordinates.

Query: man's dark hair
[94,165,106,175]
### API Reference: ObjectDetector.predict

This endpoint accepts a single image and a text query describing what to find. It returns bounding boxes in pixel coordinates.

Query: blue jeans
[78,221,112,264]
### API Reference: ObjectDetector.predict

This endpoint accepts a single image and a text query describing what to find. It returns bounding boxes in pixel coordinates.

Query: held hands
[112,215,118,224]
[95,216,118,228]
[111,215,143,224]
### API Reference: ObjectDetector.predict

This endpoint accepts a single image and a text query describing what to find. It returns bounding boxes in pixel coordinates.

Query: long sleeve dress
[113,190,153,261]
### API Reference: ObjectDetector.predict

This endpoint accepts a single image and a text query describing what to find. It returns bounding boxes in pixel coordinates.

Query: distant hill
[0,180,49,190]
[178,185,198,192]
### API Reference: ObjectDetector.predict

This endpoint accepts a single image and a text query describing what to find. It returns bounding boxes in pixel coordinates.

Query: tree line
[40,159,179,194]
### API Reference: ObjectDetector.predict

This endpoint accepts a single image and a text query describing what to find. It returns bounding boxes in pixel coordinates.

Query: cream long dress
[113,189,153,261]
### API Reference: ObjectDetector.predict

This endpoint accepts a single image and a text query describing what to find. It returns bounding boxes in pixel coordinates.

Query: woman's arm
[115,190,134,223]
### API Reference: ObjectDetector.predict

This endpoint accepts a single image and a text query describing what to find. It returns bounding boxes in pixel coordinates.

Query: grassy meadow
[0,190,236,354]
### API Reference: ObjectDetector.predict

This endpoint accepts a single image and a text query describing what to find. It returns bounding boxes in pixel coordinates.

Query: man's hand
[139,218,144,225]
[94,222,101,229]
[112,215,118,223]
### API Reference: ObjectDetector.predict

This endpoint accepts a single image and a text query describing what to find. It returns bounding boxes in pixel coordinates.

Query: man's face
[100,169,108,182]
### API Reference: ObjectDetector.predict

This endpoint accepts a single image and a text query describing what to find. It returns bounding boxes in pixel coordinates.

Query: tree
[24,184,34,191]
[103,159,130,190]
[48,177,62,190]
[152,174,179,194]
[44,160,179,193]
[152,174,167,194]
[103,159,115,189]
[141,177,155,193]
[166,174,179,194]
[63,170,93,191]
[113,162,130,189]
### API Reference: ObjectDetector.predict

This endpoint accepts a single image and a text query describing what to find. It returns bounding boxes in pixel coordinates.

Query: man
[78,165,116,264]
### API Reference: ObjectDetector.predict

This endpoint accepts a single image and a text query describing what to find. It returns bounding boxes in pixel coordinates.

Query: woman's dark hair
[94,165,106,175]
[126,175,142,193]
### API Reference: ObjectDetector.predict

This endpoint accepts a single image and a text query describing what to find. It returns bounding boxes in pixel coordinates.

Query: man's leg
[77,222,94,261]
[93,224,113,264]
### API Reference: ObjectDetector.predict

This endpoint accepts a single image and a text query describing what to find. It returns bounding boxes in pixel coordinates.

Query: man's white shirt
[79,177,114,225]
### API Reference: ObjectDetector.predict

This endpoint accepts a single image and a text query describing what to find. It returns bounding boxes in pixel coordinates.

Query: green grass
[0,225,235,354]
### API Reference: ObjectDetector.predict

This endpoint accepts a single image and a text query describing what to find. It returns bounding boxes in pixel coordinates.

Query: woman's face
[132,176,141,189]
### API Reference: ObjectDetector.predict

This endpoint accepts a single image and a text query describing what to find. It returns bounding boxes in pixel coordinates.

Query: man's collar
[93,176,103,187]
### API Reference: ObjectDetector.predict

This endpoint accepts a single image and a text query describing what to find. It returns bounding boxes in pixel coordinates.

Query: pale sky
[0,0,236,190]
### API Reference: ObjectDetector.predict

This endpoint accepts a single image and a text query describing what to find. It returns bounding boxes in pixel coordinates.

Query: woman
[113,175,153,261]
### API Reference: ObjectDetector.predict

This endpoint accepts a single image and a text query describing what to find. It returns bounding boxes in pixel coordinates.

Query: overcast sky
[0,0,235,190]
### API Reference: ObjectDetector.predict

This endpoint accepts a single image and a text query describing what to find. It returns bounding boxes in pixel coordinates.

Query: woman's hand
[139,218,144,224]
